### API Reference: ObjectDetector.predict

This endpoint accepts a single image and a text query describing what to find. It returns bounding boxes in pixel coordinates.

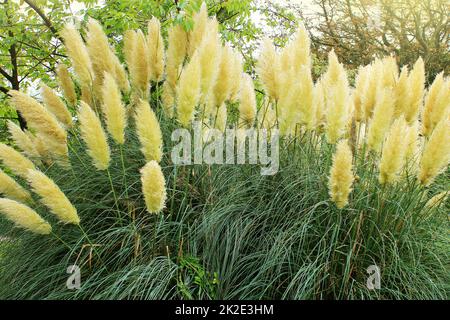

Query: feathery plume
[239,73,257,128]
[323,50,342,87]
[279,42,293,72]
[78,101,111,170]
[362,60,383,121]
[404,57,425,123]
[147,17,165,82]
[425,191,448,208]
[188,2,208,56]
[197,22,221,104]
[166,24,188,90]
[80,84,93,106]
[0,198,51,235]
[176,52,201,127]
[418,119,450,186]
[328,140,354,209]
[214,103,228,132]
[41,83,73,128]
[86,18,116,97]
[8,91,68,161]
[256,38,280,102]
[101,72,127,144]
[422,72,449,136]
[325,64,350,144]
[32,133,52,162]
[112,54,130,93]
[367,88,395,151]
[228,50,243,102]
[0,169,32,203]
[353,65,369,122]
[405,121,420,167]
[394,66,409,118]
[381,56,398,89]
[140,160,166,214]
[379,117,408,184]
[27,169,79,224]
[161,81,175,118]
[56,64,77,106]
[0,143,36,178]
[297,67,315,129]
[130,30,151,96]
[277,67,298,134]
[60,23,93,85]
[123,29,137,70]
[211,44,234,108]
[314,78,326,128]
[7,120,40,160]
[135,100,163,162]
[291,24,311,70]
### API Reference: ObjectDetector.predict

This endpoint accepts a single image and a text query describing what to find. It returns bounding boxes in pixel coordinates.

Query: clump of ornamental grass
[0,5,448,300]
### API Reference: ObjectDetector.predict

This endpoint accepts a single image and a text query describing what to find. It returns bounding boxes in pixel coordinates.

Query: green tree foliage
[295,0,449,82]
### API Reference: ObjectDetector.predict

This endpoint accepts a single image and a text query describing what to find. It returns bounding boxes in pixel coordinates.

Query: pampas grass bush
[0,4,448,299]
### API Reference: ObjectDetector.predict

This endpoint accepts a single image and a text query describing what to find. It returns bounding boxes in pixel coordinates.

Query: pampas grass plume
[211,44,234,107]
[367,87,395,151]
[188,2,208,56]
[328,139,354,209]
[0,198,51,235]
[166,24,187,90]
[404,57,425,123]
[0,169,32,203]
[9,90,68,161]
[161,81,175,118]
[379,117,408,184]
[228,50,243,102]
[60,23,93,85]
[135,100,163,162]
[7,120,40,160]
[56,64,77,106]
[256,38,280,102]
[422,72,449,137]
[130,30,151,96]
[353,65,369,122]
[78,101,111,170]
[325,66,350,144]
[41,83,73,128]
[147,17,165,82]
[27,169,79,225]
[176,52,201,127]
[425,191,448,208]
[394,66,409,118]
[140,160,166,214]
[112,54,130,93]
[0,142,36,178]
[101,72,127,144]
[418,119,450,186]
[239,73,257,127]
[86,18,116,92]
[123,30,137,71]
[197,24,221,103]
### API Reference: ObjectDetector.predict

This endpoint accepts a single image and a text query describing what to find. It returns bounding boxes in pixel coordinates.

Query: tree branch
[0,86,10,95]
[0,66,12,81]
[24,0,63,42]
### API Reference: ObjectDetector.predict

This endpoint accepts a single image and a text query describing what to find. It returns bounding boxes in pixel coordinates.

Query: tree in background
[297,0,449,83]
